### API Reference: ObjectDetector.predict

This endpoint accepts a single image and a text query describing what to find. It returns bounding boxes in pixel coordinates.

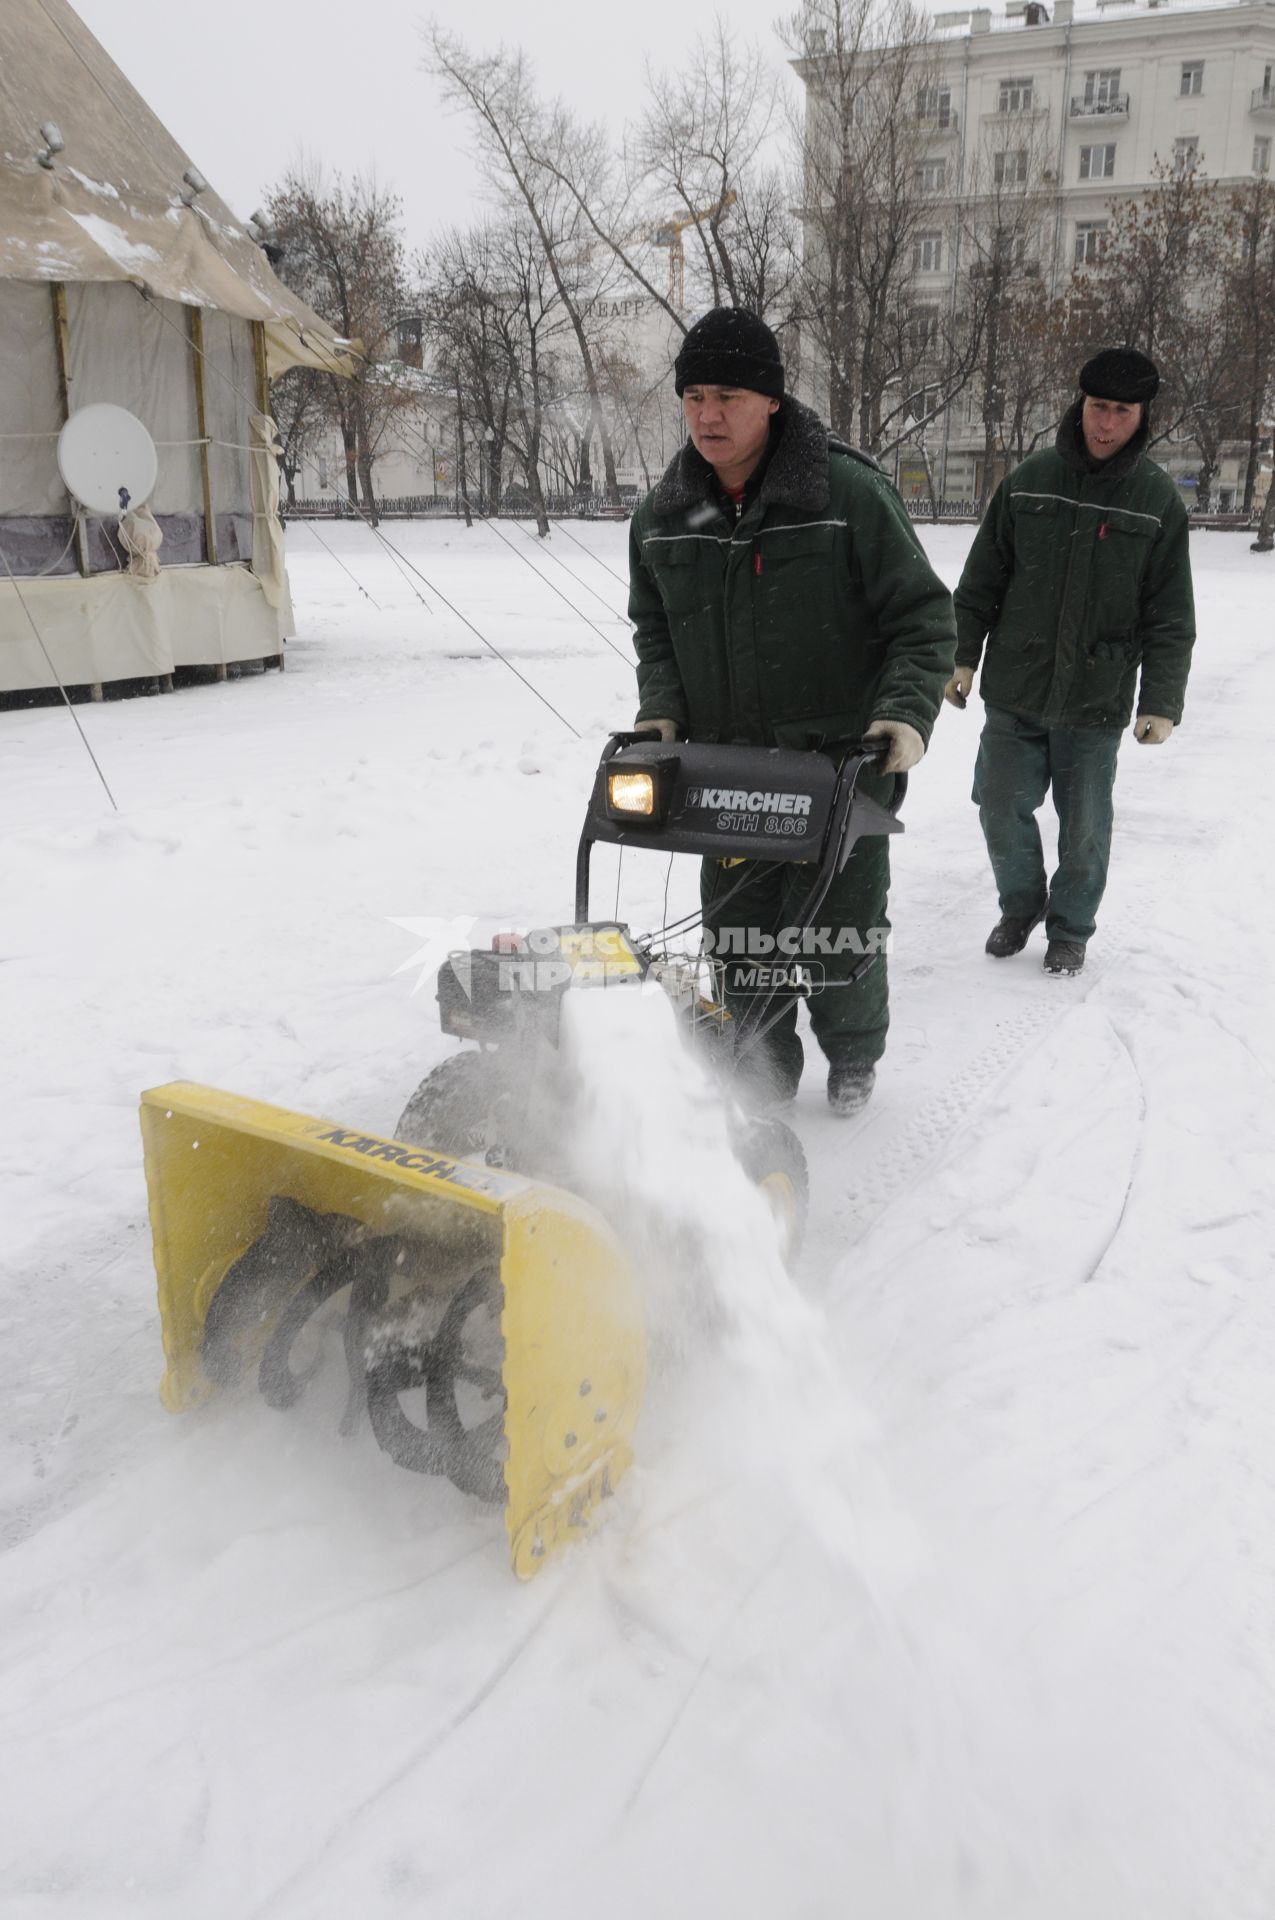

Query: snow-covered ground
[2,516,1273,1918]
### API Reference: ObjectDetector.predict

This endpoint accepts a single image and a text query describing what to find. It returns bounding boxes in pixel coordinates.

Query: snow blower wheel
[394,1050,504,1158]
[733,1117,809,1262]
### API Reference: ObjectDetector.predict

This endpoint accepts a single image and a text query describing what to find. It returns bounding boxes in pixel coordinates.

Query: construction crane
[651,191,737,309]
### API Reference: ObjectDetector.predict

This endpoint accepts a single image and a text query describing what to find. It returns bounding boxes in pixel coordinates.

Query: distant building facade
[289,291,689,510]
[796,0,1275,507]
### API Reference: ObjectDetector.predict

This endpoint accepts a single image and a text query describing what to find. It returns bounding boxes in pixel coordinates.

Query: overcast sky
[73,0,806,252]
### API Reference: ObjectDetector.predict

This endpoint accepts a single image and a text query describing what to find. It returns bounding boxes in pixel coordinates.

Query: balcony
[1069,92,1130,119]
[969,258,1043,279]
[1252,87,1275,115]
[913,110,961,135]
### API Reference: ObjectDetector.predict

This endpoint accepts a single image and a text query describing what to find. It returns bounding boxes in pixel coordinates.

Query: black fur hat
[674,307,785,400]
[1079,347,1160,404]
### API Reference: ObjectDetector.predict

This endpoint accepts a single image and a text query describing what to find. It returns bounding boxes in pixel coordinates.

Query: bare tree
[634,21,793,316]
[1066,158,1209,425]
[957,116,1063,505]
[595,350,670,492]
[265,168,414,523]
[1222,178,1275,513]
[984,294,1075,468]
[420,224,513,513]
[426,30,627,505]
[1065,157,1242,506]
[503,22,795,341]
[779,0,945,445]
[270,365,325,508]
[490,225,568,534]
[420,221,567,535]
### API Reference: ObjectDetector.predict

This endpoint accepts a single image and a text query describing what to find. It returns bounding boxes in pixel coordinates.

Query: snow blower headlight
[605,761,672,824]
[608,771,655,815]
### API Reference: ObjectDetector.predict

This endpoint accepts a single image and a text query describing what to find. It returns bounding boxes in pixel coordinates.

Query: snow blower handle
[837,738,908,818]
[606,729,905,813]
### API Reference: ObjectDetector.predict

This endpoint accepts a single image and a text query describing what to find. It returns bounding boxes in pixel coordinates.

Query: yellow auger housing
[141,1083,645,1577]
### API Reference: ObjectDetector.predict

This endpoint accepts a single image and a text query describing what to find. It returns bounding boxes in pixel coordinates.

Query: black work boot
[1043,939,1086,977]
[984,905,1046,958]
[827,1061,875,1118]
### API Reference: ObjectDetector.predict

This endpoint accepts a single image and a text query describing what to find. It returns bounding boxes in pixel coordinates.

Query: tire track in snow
[615,1523,799,1819]
[805,879,1156,1266]
[246,1580,566,1919]
[0,1536,497,1743]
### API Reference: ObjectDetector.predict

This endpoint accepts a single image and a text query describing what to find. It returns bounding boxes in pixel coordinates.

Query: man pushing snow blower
[628,307,957,1115]
[139,309,955,1580]
[142,730,908,1579]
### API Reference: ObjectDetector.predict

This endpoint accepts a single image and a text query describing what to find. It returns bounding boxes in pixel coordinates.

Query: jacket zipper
[1054,490,1084,712]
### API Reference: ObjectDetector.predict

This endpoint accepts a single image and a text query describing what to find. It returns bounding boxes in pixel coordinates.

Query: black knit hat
[1078,347,1160,404]
[674,307,785,400]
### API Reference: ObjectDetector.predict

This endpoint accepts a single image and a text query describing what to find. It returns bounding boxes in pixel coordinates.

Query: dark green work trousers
[972,704,1121,945]
[700,835,891,1100]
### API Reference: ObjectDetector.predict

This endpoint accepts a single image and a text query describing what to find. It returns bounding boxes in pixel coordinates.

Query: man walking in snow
[628,307,956,1115]
[946,347,1195,977]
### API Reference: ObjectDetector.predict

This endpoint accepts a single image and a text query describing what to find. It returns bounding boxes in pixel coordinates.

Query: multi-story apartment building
[799,0,1275,505]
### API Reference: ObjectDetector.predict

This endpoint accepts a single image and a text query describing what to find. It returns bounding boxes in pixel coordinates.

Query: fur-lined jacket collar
[650,395,874,517]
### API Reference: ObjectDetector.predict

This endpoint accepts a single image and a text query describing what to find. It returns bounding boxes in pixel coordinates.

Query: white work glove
[864,718,925,773]
[1133,715,1174,745]
[944,665,974,709]
[634,716,679,742]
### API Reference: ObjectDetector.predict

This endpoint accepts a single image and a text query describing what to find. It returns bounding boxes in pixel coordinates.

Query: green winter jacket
[629,397,956,751]
[954,402,1196,729]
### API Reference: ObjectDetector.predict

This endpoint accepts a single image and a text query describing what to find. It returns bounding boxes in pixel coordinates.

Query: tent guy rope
[0,539,119,811]
[138,283,586,738]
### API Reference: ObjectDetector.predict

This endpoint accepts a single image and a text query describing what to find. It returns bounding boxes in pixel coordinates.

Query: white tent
[0,0,356,696]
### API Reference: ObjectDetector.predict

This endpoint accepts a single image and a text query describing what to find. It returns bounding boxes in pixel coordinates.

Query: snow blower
[142,735,903,1578]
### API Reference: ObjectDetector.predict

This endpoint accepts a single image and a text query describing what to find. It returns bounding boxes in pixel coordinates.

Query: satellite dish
[57,403,158,514]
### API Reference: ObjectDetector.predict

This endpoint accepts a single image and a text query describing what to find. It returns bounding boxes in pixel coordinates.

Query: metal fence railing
[284,495,1263,531]
[287,495,997,525]
[284,493,638,522]
[902,498,981,521]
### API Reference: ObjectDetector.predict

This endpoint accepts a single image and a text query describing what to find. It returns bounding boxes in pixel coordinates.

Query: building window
[1074,220,1109,265]
[994,229,1030,268]
[916,84,953,127]
[1256,136,1272,174]
[998,76,1035,113]
[1174,135,1200,174]
[994,149,1029,186]
[909,307,940,351]
[914,157,947,192]
[913,231,944,272]
[1081,68,1122,108]
[850,91,870,127]
[1079,144,1116,180]
[1180,61,1204,97]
